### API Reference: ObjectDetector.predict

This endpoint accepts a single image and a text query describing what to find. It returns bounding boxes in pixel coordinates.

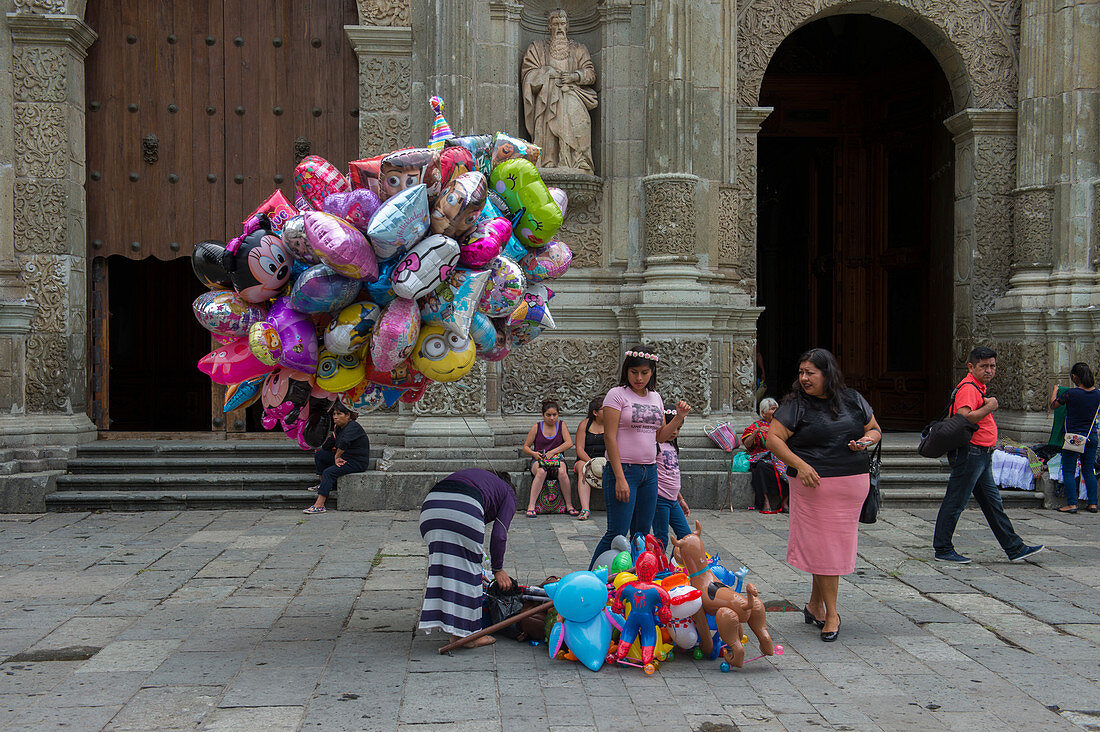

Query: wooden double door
[758,56,955,428]
[84,0,359,432]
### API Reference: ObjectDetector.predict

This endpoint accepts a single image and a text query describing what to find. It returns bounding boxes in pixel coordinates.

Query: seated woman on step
[305,402,370,514]
[521,399,577,517]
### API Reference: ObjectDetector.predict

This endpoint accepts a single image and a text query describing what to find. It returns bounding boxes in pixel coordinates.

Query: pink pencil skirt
[786,472,868,576]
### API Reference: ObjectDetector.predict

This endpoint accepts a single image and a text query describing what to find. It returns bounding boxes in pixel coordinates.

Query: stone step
[44,489,322,511]
[65,456,318,475]
[55,472,319,491]
[73,440,318,459]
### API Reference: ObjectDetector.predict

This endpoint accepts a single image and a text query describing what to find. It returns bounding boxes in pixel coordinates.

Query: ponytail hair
[1071,362,1095,389]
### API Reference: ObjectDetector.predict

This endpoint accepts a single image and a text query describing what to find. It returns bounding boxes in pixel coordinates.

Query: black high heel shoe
[821,615,841,642]
[803,606,824,628]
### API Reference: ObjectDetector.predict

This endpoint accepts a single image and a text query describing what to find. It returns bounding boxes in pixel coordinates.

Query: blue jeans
[1061,437,1099,507]
[588,462,658,570]
[933,446,1024,557]
[652,496,691,552]
[314,449,365,497]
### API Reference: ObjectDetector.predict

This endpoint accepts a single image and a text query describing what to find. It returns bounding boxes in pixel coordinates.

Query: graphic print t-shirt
[603,386,665,465]
[656,442,681,500]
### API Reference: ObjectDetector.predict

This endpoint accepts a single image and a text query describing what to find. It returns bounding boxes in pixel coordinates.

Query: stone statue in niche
[521,9,598,174]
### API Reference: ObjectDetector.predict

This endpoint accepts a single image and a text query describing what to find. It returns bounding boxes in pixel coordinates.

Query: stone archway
[735,0,1020,382]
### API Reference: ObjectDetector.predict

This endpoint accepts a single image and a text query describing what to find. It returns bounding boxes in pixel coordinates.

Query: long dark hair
[586,397,603,421]
[1071,362,1095,389]
[786,347,852,418]
[618,350,658,392]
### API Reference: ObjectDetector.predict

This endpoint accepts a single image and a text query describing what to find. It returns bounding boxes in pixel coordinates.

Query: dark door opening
[757,15,954,429]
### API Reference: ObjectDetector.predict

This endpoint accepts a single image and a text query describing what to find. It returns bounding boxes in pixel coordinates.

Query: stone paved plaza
[1,505,1099,731]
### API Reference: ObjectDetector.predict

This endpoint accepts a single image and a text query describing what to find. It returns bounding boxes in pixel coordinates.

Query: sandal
[303,505,326,514]
[567,508,580,516]
[306,485,319,493]
[525,510,537,518]
[576,509,590,521]
[1059,506,1078,514]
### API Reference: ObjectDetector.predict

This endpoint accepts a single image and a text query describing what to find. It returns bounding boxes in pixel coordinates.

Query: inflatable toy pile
[543,522,781,674]
[189,96,573,447]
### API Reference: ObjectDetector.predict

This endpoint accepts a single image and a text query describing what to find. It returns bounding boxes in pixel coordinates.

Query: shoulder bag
[1062,400,1100,454]
[917,383,982,458]
[859,441,882,524]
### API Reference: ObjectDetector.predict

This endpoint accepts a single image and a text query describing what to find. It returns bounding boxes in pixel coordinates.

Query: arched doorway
[756,15,954,429]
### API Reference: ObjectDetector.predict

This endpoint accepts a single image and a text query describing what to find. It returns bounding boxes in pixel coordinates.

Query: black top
[773,389,874,478]
[582,419,606,459]
[334,420,371,467]
[1057,387,1100,437]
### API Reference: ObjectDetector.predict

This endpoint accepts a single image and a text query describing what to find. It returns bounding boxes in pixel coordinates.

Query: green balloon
[610,551,632,574]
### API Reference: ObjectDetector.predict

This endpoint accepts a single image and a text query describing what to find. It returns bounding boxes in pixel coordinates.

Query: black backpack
[917,383,982,458]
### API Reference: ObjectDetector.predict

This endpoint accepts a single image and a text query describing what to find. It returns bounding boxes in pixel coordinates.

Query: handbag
[917,383,981,458]
[705,422,741,452]
[1061,402,1100,454]
[859,441,882,524]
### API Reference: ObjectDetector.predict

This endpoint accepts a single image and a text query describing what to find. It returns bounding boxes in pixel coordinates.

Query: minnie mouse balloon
[519,239,573,282]
[478,255,527,316]
[366,184,430,261]
[192,240,232,289]
[223,224,292,303]
[430,171,488,239]
[304,211,379,282]
[294,155,351,211]
[420,268,490,338]
[322,188,381,234]
[193,290,268,339]
[287,263,360,315]
[391,234,461,301]
[370,297,420,373]
[460,217,510,268]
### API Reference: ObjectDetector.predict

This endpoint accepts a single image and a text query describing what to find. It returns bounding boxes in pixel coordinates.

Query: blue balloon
[287,263,360,314]
[364,256,398,307]
[565,613,614,672]
[469,311,498,352]
[545,569,609,622]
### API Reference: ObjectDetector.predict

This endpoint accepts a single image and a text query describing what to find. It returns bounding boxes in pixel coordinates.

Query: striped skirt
[418,480,486,637]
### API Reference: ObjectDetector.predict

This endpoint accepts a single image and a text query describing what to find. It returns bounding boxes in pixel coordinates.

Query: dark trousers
[749,458,786,511]
[933,445,1024,557]
[314,449,364,497]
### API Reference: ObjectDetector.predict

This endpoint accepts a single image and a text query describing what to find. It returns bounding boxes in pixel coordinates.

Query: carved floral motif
[731,337,757,412]
[357,0,411,26]
[994,340,1048,412]
[14,180,66,254]
[12,47,66,103]
[12,0,67,13]
[644,177,696,257]
[642,339,712,413]
[360,58,411,112]
[736,0,1020,110]
[500,338,620,415]
[414,361,488,416]
[14,103,67,179]
[19,255,69,334]
[558,196,603,269]
[25,332,70,414]
[1012,187,1053,268]
[361,114,411,157]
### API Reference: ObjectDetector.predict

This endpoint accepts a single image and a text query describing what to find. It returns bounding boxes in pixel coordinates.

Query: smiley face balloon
[315,348,366,394]
[409,323,475,383]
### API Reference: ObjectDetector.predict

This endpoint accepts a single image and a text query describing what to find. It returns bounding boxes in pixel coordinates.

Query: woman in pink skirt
[766,348,881,642]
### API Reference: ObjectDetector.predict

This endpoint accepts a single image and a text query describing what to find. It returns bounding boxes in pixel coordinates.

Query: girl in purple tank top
[522,399,577,516]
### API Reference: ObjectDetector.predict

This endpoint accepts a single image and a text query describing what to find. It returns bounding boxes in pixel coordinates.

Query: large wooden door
[85,0,359,432]
[757,15,954,429]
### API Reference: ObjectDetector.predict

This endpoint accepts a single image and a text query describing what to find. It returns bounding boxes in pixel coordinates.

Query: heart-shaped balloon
[294,155,351,210]
[460,217,511,268]
[370,297,421,373]
[322,188,381,234]
[305,211,379,282]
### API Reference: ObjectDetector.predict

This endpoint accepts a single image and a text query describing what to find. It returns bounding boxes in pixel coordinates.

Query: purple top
[446,468,517,571]
[532,420,564,454]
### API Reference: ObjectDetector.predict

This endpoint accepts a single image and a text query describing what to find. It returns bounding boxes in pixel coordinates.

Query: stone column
[424,0,475,134]
[2,10,97,446]
[345,9,413,158]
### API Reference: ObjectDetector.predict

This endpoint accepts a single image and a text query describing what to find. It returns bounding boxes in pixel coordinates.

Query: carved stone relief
[643,176,697,258]
[14,180,66,254]
[12,0,67,13]
[25,332,70,414]
[541,173,603,269]
[641,339,712,413]
[731,337,757,412]
[357,0,411,26]
[500,338,620,415]
[360,114,412,157]
[360,58,411,112]
[413,361,488,416]
[19,256,69,335]
[994,340,1048,412]
[13,47,67,103]
[13,103,68,179]
[737,0,1020,110]
[1011,187,1053,268]
[1094,182,1100,270]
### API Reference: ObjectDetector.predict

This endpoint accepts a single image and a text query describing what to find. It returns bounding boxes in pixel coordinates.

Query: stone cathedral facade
[0,0,1096,451]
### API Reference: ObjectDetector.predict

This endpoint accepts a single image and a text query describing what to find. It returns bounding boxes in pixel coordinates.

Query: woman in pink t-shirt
[589,350,691,570]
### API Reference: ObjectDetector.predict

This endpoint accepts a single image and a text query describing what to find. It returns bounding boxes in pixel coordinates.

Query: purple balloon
[265,297,320,374]
[304,211,379,283]
[287,263,360,314]
[323,189,382,234]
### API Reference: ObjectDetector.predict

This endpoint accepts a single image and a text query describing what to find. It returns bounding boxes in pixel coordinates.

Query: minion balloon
[410,323,475,383]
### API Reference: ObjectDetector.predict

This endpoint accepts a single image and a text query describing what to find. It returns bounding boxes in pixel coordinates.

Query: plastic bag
[484,577,526,640]
[377,447,395,472]
[731,451,750,473]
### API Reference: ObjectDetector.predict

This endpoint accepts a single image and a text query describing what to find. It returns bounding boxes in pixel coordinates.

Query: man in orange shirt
[932,346,1044,564]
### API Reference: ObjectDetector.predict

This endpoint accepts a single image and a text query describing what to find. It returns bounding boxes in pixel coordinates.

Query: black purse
[859,441,882,524]
[917,383,981,458]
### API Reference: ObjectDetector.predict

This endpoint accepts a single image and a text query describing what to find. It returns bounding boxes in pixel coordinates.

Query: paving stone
[103,685,220,730]
[201,705,305,731]
[8,702,124,731]
[41,671,145,707]
[145,650,250,686]
[77,639,182,673]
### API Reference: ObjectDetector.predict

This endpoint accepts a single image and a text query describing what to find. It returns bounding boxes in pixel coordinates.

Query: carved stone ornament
[360,58,411,113]
[540,170,603,268]
[13,0,68,13]
[500,338,620,415]
[994,340,1048,412]
[14,179,66,254]
[25,332,70,414]
[19,255,69,335]
[361,114,411,157]
[357,0,411,27]
[14,103,68,179]
[641,339,712,414]
[13,47,67,103]
[736,0,1020,110]
[731,337,757,412]
[1094,182,1100,270]
[413,360,488,416]
[644,175,698,258]
[1011,187,1053,268]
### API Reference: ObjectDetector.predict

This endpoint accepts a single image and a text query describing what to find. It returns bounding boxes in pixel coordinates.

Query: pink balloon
[371,297,421,373]
[304,211,379,282]
[519,239,573,282]
[460,217,511,268]
[294,155,350,210]
[199,337,275,385]
[548,187,569,217]
[322,189,381,234]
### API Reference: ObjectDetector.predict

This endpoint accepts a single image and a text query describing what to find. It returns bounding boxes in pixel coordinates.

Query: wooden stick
[437,600,554,655]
